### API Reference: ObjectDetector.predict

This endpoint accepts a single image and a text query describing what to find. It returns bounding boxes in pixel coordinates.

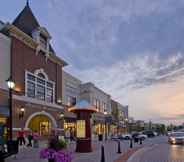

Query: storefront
[0,105,9,140]
[63,110,77,138]
[92,112,106,139]
[93,123,105,135]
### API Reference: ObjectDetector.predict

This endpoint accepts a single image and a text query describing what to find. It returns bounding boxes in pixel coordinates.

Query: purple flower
[40,148,73,162]
[40,148,56,159]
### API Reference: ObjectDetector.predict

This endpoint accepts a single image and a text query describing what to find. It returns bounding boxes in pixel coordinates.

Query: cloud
[66,53,184,124]
[45,0,184,71]
[44,0,184,124]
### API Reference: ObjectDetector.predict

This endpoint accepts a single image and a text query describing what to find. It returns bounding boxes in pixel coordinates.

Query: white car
[153,132,158,136]
[168,132,184,145]
[122,134,132,140]
[138,134,147,140]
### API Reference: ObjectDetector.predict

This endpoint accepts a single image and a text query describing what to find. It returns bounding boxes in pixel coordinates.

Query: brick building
[0,3,67,137]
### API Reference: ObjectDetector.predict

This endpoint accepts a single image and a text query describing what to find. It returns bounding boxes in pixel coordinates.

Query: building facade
[62,71,81,138]
[111,100,129,134]
[79,82,112,138]
[0,4,67,137]
[0,23,11,130]
[62,71,81,106]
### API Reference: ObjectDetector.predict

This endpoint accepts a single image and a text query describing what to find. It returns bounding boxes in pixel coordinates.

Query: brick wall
[11,37,63,102]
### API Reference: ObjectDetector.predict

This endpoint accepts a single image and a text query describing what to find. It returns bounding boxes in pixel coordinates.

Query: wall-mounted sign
[76,120,86,138]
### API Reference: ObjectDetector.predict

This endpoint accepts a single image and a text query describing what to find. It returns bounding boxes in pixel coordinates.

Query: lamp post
[104,111,108,141]
[59,112,65,136]
[125,118,128,133]
[6,77,15,140]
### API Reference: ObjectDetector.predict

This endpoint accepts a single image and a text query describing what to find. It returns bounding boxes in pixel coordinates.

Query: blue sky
[1,0,184,124]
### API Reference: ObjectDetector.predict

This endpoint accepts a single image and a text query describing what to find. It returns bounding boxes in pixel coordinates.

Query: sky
[1,0,184,125]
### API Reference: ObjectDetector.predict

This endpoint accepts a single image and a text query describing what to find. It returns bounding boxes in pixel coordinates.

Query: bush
[49,137,67,151]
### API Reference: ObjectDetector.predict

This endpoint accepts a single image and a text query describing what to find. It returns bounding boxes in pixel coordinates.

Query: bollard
[117,140,122,154]
[130,138,133,148]
[139,138,142,145]
[101,145,105,162]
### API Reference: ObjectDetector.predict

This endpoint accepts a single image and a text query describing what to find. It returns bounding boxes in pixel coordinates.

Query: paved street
[6,136,180,162]
[5,139,142,162]
[128,136,184,162]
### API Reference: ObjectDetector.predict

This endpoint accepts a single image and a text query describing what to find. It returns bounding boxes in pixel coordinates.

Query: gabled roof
[12,3,57,54]
[11,3,68,66]
[12,3,39,37]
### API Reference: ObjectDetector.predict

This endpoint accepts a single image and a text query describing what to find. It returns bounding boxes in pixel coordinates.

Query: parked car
[168,132,184,145]
[131,132,140,142]
[142,131,155,138]
[153,131,158,136]
[111,134,119,140]
[121,134,132,140]
[138,134,148,140]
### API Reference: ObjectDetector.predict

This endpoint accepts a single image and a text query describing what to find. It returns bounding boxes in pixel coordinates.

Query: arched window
[26,70,55,103]
[38,73,46,79]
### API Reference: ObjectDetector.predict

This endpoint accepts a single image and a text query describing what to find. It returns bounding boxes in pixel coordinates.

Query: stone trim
[25,111,57,129]
[13,94,64,110]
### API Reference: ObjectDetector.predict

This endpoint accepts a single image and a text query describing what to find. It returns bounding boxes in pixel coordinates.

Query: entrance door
[39,121,51,136]
[28,115,52,136]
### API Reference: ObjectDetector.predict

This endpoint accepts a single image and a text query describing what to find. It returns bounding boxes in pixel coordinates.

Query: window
[102,102,106,113]
[27,81,35,98]
[37,84,45,100]
[40,34,47,49]
[93,98,98,108]
[67,96,76,106]
[26,71,55,103]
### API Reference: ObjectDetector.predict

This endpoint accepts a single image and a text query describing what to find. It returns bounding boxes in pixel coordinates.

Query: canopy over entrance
[68,100,97,113]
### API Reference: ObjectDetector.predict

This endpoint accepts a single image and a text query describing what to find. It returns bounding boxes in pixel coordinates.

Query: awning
[0,105,9,117]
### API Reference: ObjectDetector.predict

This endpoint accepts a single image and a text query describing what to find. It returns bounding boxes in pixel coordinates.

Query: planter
[48,158,55,162]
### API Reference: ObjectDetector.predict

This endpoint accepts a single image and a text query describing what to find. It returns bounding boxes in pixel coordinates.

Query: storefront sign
[76,120,85,138]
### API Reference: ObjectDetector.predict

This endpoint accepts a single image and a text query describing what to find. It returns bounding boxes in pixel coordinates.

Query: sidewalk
[5,140,142,162]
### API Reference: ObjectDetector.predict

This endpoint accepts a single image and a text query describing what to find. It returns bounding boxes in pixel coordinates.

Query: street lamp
[6,77,15,140]
[59,112,64,119]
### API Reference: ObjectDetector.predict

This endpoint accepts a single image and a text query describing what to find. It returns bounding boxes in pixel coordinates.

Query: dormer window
[32,27,51,53]
[40,33,47,49]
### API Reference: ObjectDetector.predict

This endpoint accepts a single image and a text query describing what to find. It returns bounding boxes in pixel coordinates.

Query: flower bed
[40,148,73,162]
[40,136,72,162]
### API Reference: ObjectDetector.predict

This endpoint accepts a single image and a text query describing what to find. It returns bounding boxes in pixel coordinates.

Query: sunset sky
[1,0,184,124]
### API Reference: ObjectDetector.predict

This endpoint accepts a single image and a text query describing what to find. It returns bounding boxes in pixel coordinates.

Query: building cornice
[4,24,67,67]
[13,94,64,110]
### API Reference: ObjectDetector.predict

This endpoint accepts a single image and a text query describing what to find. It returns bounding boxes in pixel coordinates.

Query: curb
[114,146,143,162]
[126,144,159,162]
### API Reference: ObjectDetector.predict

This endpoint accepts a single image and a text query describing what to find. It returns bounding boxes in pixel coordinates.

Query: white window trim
[25,70,55,103]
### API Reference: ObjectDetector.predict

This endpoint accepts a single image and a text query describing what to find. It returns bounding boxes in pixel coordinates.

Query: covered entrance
[28,115,51,136]
[25,111,57,136]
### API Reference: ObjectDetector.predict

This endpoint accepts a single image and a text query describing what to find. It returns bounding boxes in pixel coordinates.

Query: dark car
[142,131,155,138]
